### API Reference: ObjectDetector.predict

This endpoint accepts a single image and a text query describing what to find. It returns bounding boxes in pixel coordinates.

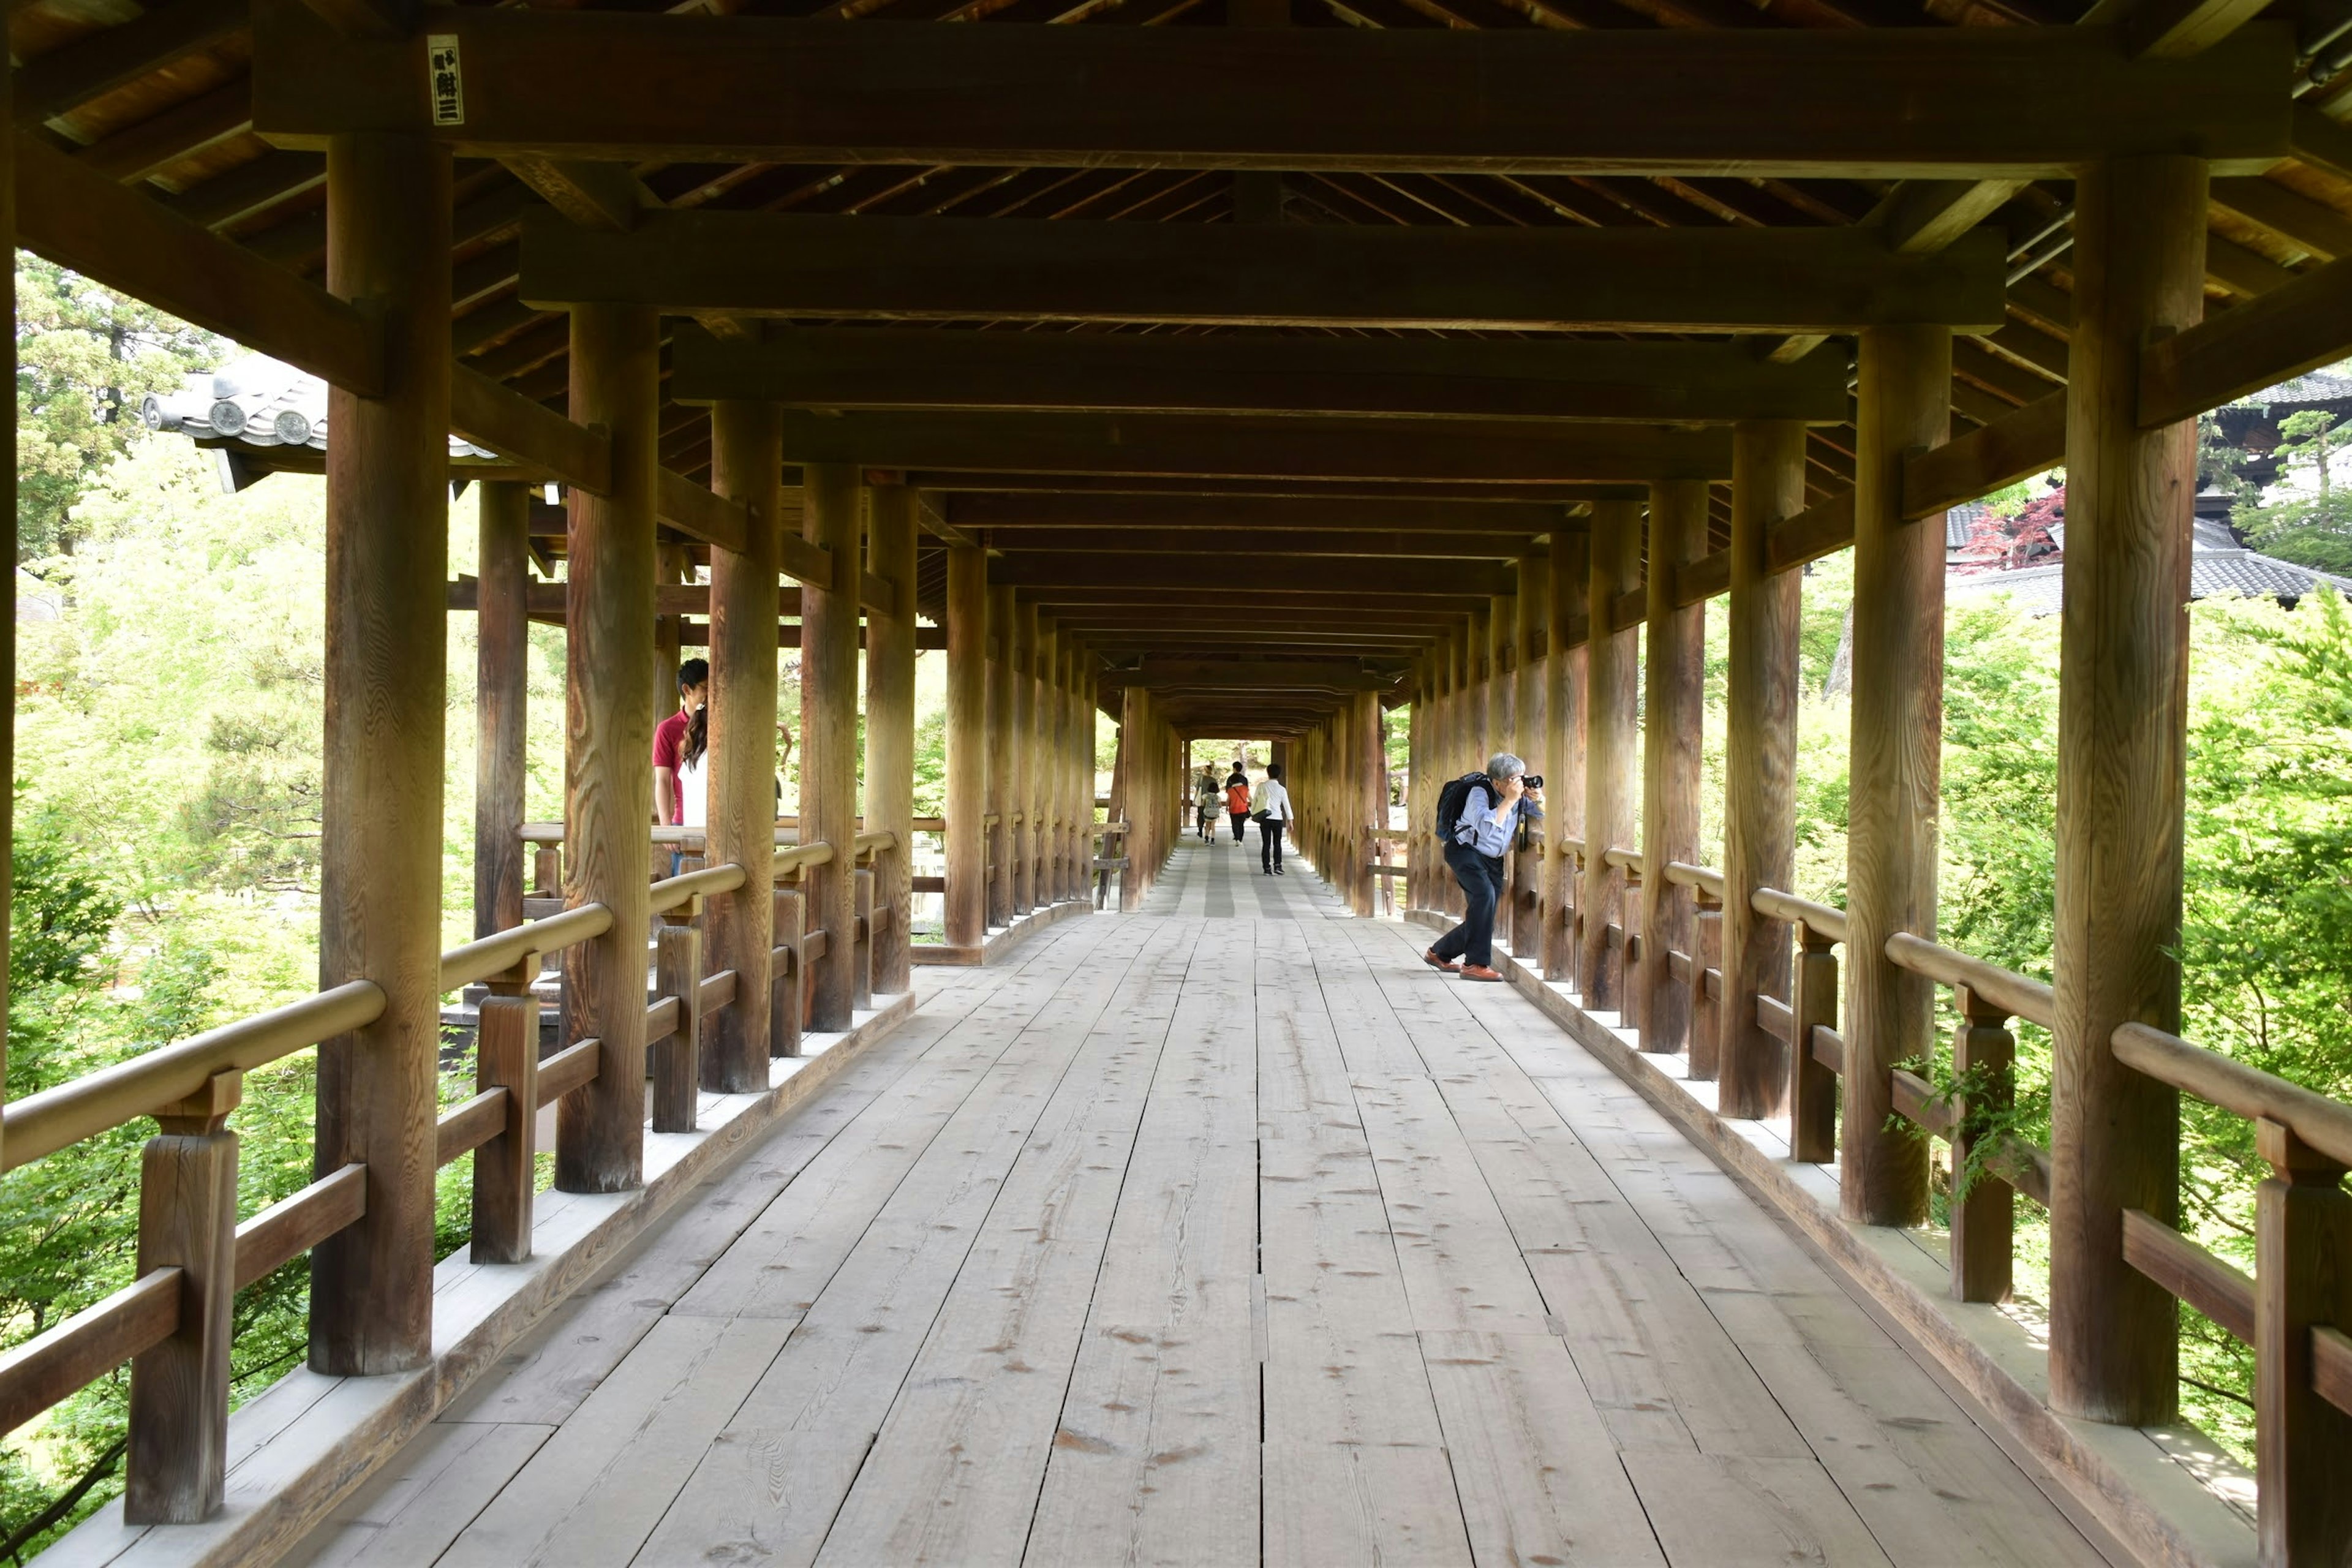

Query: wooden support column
[801,462,861,1031]
[554,300,658,1194]
[1719,420,1804,1118]
[474,481,530,940]
[1844,322,1949,1226]
[986,582,1014,929]
[125,1073,238,1521]
[1580,501,1639,1009]
[1064,643,1087,902]
[1009,600,1036,914]
[311,132,450,1373]
[1545,528,1588,982]
[1489,589,1516,742]
[1118,685,1145,913]
[1033,616,1058,905]
[1642,479,1707,1056]
[2051,154,2204,1426]
[865,481,916,995]
[704,399,779,1090]
[2255,1121,2352,1565]
[1516,555,1545,783]
[1468,603,1494,760]
[0,53,13,1172]
[946,544,987,947]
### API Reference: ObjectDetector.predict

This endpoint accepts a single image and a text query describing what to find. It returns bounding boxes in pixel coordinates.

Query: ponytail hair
[684,701,709,767]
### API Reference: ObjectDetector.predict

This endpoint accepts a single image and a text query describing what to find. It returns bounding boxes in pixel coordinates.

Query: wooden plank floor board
[282,856,2103,1568]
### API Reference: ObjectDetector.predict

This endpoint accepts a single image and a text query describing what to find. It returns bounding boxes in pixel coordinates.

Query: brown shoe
[1422,949,1461,973]
[1460,965,1504,982]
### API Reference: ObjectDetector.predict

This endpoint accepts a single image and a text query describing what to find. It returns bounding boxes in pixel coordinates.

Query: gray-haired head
[1486,752,1528,781]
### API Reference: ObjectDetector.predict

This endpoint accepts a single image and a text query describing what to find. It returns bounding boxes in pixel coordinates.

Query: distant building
[143,353,497,492]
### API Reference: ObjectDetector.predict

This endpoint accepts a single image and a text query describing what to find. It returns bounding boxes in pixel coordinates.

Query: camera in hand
[1523,774,1544,790]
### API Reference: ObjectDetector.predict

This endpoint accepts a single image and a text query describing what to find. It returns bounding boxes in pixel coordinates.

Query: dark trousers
[1230,810,1248,843]
[1260,816,1285,872]
[1429,842,1505,968]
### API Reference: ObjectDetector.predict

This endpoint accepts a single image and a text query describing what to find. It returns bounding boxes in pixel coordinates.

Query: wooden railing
[1506,848,2352,1560]
[0,836,877,1525]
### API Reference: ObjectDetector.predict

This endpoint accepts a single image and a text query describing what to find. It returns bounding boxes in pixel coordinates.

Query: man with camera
[1423,753,1544,982]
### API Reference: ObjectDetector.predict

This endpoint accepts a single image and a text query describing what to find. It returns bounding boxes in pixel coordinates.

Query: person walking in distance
[653,657,710,875]
[1423,753,1544,982]
[1196,766,1223,843]
[1253,761,1295,876]
[1224,765,1252,844]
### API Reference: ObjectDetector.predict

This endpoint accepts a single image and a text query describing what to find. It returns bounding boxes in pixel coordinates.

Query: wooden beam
[524,210,2008,333]
[295,0,413,39]
[78,79,251,183]
[2141,252,2352,428]
[450,368,610,492]
[767,409,1731,484]
[500,156,651,232]
[252,6,2293,177]
[1107,660,1402,691]
[15,132,383,395]
[2122,0,2272,59]
[1902,390,2065,519]
[925,474,1638,504]
[992,553,1510,597]
[946,493,1567,532]
[1882,178,2027,254]
[14,0,251,124]
[978,528,1537,559]
[672,326,1852,424]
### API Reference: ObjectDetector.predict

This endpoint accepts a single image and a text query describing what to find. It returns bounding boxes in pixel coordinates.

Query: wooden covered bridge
[5,0,2352,1563]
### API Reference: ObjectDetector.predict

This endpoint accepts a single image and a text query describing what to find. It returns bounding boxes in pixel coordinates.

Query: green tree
[15,257,224,560]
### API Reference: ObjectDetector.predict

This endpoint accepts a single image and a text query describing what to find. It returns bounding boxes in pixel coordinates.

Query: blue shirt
[1452,783,1540,858]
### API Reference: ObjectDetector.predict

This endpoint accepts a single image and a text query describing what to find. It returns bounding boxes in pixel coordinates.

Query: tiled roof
[143,353,496,460]
[2238,369,2352,409]
[1945,499,1992,552]
[1950,538,2352,617]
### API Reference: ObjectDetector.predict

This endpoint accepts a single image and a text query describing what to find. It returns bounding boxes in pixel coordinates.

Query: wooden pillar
[125,1074,238,1521]
[1033,616,1058,905]
[946,545,987,947]
[311,132,450,1373]
[705,401,779,1090]
[1467,603,1493,759]
[474,481,530,940]
[1719,421,1804,1119]
[2050,155,2204,1426]
[1065,643,1087,901]
[1515,554,1545,782]
[865,482,916,995]
[2255,1122,2352,1564]
[1843,323,1950,1226]
[1580,501,1639,1009]
[1118,685,1145,913]
[1545,527,1588,981]
[986,582,1014,929]
[1642,480,1707,1056]
[1488,589,1516,742]
[801,463,861,1031]
[0,54,13,1172]
[554,302,658,1194]
[1009,600,1035,914]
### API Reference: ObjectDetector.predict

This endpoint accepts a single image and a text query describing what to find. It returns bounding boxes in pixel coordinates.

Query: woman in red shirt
[1223,769,1252,844]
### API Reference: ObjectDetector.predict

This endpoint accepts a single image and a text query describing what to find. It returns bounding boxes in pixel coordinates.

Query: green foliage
[17,258,224,560]
[2237,488,2352,576]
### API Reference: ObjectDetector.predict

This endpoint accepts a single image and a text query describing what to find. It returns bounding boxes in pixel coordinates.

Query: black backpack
[1433,772,1491,845]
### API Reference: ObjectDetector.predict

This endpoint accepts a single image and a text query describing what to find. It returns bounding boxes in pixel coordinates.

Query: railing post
[771,883,804,1058]
[800,462,860,1033]
[475,480,531,941]
[2255,1117,2352,1567]
[1009,601,1036,916]
[1622,862,1647,1038]
[652,911,701,1133]
[533,844,560,900]
[554,301,658,1195]
[312,130,451,1371]
[1689,886,1723,1080]
[852,865,875,1013]
[1642,478,1706,1056]
[1949,986,2014,1303]
[2050,154,2203,1426]
[1544,526,1586,983]
[1789,925,1840,1164]
[1580,500,1638,1009]
[865,481,916,994]
[125,1069,239,1523]
[986,582,1015,930]
[1719,418,1803,1119]
[470,980,538,1264]
[705,398,780,1092]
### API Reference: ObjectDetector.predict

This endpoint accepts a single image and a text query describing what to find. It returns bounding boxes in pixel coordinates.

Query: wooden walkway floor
[287,843,2110,1568]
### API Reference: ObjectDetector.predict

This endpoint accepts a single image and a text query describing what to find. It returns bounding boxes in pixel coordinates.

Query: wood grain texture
[1717,421,1803,1119]
[311,132,450,1375]
[472,482,530,943]
[2049,156,2201,1427]
[555,301,658,1196]
[799,463,861,1032]
[1544,529,1588,982]
[865,484,917,996]
[1842,322,1947,1228]
[468,996,536,1265]
[703,401,780,1093]
[946,546,988,947]
[1641,480,1706,1057]
[124,1128,238,1522]
[1580,502,1640,1009]
[987,584,1016,928]
[2254,1127,2352,1567]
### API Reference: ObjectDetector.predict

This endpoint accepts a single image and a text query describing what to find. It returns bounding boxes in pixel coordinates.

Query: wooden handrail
[649,862,748,916]
[0,1269,183,1436]
[854,829,897,857]
[1602,845,1642,873]
[233,1165,368,1291]
[775,842,835,877]
[2113,1022,2352,1172]
[435,1088,511,1167]
[2318,1329,2352,1420]
[2120,1207,2256,1346]
[1749,887,1849,945]
[1662,860,1725,899]
[440,901,614,992]
[2,981,387,1172]
[1885,932,2054,1030]
[535,1038,601,1107]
